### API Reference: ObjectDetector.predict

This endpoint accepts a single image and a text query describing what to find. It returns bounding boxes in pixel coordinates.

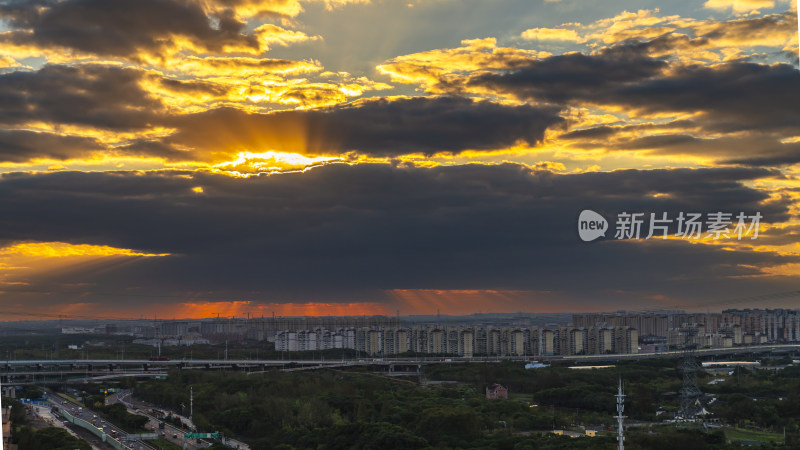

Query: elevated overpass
[1,343,798,384]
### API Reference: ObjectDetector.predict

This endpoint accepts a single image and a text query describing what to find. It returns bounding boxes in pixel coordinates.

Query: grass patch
[146,438,183,450]
[724,427,783,443]
[56,392,80,403]
[508,392,535,402]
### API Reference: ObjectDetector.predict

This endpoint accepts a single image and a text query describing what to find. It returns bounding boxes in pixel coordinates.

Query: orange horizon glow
[386,288,564,315]
[3,289,790,321]
[2,293,560,321]
[0,300,395,321]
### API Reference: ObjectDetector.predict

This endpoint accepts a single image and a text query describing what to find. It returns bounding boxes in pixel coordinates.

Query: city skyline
[43,307,800,359]
[0,0,798,318]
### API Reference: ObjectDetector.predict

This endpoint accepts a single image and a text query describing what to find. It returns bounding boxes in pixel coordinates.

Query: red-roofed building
[485,383,508,400]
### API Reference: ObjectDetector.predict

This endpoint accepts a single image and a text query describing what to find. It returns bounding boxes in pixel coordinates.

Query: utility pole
[225,340,228,361]
[615,377,626,450]
[190,386,193,424]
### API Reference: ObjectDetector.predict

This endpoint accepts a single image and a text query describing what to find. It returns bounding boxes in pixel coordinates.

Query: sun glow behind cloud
[213,151,341,175]
[0,242,170,303]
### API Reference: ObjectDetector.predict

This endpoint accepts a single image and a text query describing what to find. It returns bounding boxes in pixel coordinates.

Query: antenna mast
[615,377,625,450]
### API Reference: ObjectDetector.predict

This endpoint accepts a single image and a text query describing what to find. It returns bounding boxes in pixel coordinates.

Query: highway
[112,390,210,450]
[27,401,106,450]
[51,391,153,450]
[113,390,249,450]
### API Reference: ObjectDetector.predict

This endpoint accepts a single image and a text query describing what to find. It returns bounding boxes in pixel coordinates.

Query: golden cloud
[201,0,371,19]
[521,27,585,42]
[704,0,777,13]
[168,56,321,77]
[377,37,548,93]
[0,242,170,294]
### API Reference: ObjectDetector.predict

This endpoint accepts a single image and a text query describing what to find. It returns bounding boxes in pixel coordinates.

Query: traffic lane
[145,417,205,450]
[55,398,138,446]
[118,392,214,449]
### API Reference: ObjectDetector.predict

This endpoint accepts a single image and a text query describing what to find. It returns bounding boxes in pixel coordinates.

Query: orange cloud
[171,300,390,318]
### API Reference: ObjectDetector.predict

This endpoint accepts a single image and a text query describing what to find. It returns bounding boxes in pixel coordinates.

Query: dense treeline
[83,392,149,432]
[12,426,92,450]
[426,359,679,420]
[708,365,800,430]
[136,369,608,448]
[426,359,800,431]
[132,359,800,449]
[97,403,149,432]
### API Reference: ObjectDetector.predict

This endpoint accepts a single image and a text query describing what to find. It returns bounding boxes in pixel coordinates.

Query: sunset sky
[0,0,798,319]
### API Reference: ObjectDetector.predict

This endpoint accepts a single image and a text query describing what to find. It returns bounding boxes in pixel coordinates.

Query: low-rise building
[486,383,508,400]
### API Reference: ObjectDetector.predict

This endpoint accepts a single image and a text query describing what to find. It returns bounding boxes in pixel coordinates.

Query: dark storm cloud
[471,48,800,133]
[634,34,709,56]
[604,62,800,132]
[0,0,258,60]
[560,126,618,140]
[559,120,696,142]
[0,164,793,306]
[723,147,800,167]
[618,135,800,167]
[167,96,566,157]
[468,45,668,104]
[0,64,163,130]
[557,122,800,168]
[0,130,106,162]
[740,224,800,247]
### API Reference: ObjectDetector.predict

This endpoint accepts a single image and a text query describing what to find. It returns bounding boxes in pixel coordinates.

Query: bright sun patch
[213,151,341,175]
